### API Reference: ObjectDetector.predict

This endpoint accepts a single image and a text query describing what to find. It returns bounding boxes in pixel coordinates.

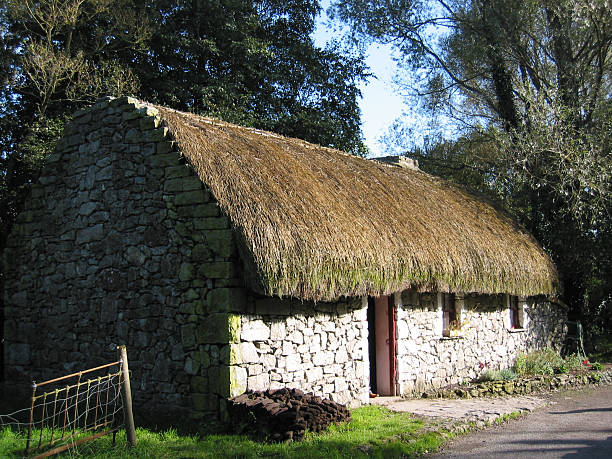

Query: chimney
[371,155,419,171]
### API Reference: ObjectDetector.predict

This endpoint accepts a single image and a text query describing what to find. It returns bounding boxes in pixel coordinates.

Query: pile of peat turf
[227,388,352,441]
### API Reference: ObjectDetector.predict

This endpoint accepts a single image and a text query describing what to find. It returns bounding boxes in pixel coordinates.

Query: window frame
[508,295,526,331]
[441,293,458,337]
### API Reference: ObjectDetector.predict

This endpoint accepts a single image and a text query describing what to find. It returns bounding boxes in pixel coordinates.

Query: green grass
[492,411,522,425]
[0,406,449,458]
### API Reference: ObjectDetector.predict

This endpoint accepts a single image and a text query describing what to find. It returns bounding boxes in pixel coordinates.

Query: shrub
[591,362,603,371]
[554,363,568,374]
[498,369,517,380]
[478,368,516,382]
[564,354,585,371]
[514,353,527,375]
[513,348,564,376]
[479,369,498,382]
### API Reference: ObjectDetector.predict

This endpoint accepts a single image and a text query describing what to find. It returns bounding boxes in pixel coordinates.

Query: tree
[333,0,612,336]
[0,0,148,250]
[134,0,366,154]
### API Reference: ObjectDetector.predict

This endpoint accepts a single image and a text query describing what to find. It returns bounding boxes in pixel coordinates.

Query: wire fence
[0,346,135,458]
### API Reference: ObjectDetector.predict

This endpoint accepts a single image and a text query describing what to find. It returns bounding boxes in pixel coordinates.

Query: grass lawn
[0,405,449,458]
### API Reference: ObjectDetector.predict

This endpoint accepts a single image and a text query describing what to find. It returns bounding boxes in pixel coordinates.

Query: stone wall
[395,290,567,395]
[234,296,369,407]
[2,97,247,422]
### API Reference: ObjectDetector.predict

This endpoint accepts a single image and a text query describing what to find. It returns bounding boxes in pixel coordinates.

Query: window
[442,293,458,337]
[509,295,523,329]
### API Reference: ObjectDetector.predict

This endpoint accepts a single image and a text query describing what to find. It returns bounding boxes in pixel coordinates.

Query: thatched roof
[152,104,558,301]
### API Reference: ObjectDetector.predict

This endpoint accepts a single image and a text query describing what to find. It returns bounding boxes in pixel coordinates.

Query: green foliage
[591,362,603,371]
[127,0,367,155]
[589,334,612,364]
[0,406,448,458]
[493,411,522,425]
[564,354,586,372]
[513,348,592,376]
[514,348,561,376]
[514,353,527,375]
[479,369,497,382]
[498,369,517,381]
[478,368,517,382]
[554,363,568,374]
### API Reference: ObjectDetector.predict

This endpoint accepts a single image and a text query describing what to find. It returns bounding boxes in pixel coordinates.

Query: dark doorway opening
[367,295,396,396]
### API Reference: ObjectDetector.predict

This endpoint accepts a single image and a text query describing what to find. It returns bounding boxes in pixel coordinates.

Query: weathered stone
[179,263,194,281]
[286,354,301,372]
[124,128,141,143]
[208,288,246,313]
[165,164,191,178]
[313,351,334,366]
[191,376,208,393]
[182,176,203,191]
[241,320,270,342]
[143,126,168,142]
[231,342,259,364]
[193,217,230,230]
[191,244,212,262]
[8,344,31,365]
[191,393,215,412]
[150,153,179,167]
[156,141,176,155]
[126,246,146,266]
[270,322,286,341]
[197,313,240,344]
[75,224,104,244]
[247,373,270,392]
[96,165,112,181]
[178,204,219,223]
[174,190,208,206]
[181,324,197,350]
[140,116,161,130]
[199,262,234,279]
[204,230,235,257]
[164,178,184,193]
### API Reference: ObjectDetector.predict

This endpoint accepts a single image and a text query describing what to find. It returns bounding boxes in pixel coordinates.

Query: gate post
[117,345,136,446]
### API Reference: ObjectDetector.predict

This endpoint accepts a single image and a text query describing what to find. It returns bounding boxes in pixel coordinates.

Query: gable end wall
[2,97,246,422]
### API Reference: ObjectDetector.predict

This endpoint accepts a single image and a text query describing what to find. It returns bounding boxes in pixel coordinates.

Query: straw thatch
[152,104,558,301]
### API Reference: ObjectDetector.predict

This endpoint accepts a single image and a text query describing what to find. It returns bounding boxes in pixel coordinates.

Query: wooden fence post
[117,345,136,446]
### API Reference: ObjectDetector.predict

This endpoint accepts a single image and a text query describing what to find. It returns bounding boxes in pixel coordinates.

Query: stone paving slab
[370,395,549,425]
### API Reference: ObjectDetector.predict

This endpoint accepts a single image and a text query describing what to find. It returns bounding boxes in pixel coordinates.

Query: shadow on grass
[68,406,447,459]
[161,430,444,459]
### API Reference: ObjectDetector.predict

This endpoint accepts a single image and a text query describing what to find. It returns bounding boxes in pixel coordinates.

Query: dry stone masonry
[3,97,244,421]
[395,291,566,395]
[237,296,369,406]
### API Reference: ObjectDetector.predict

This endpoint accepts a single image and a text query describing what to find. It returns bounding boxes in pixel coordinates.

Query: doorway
[367,295,397,396]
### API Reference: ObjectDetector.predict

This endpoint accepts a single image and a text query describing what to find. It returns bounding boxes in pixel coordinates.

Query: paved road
[431,384,612,458]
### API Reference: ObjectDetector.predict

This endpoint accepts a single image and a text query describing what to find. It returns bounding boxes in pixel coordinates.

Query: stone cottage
[3,97,566,421]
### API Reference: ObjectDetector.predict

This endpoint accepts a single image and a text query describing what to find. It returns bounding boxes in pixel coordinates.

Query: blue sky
[312,2,405,157]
